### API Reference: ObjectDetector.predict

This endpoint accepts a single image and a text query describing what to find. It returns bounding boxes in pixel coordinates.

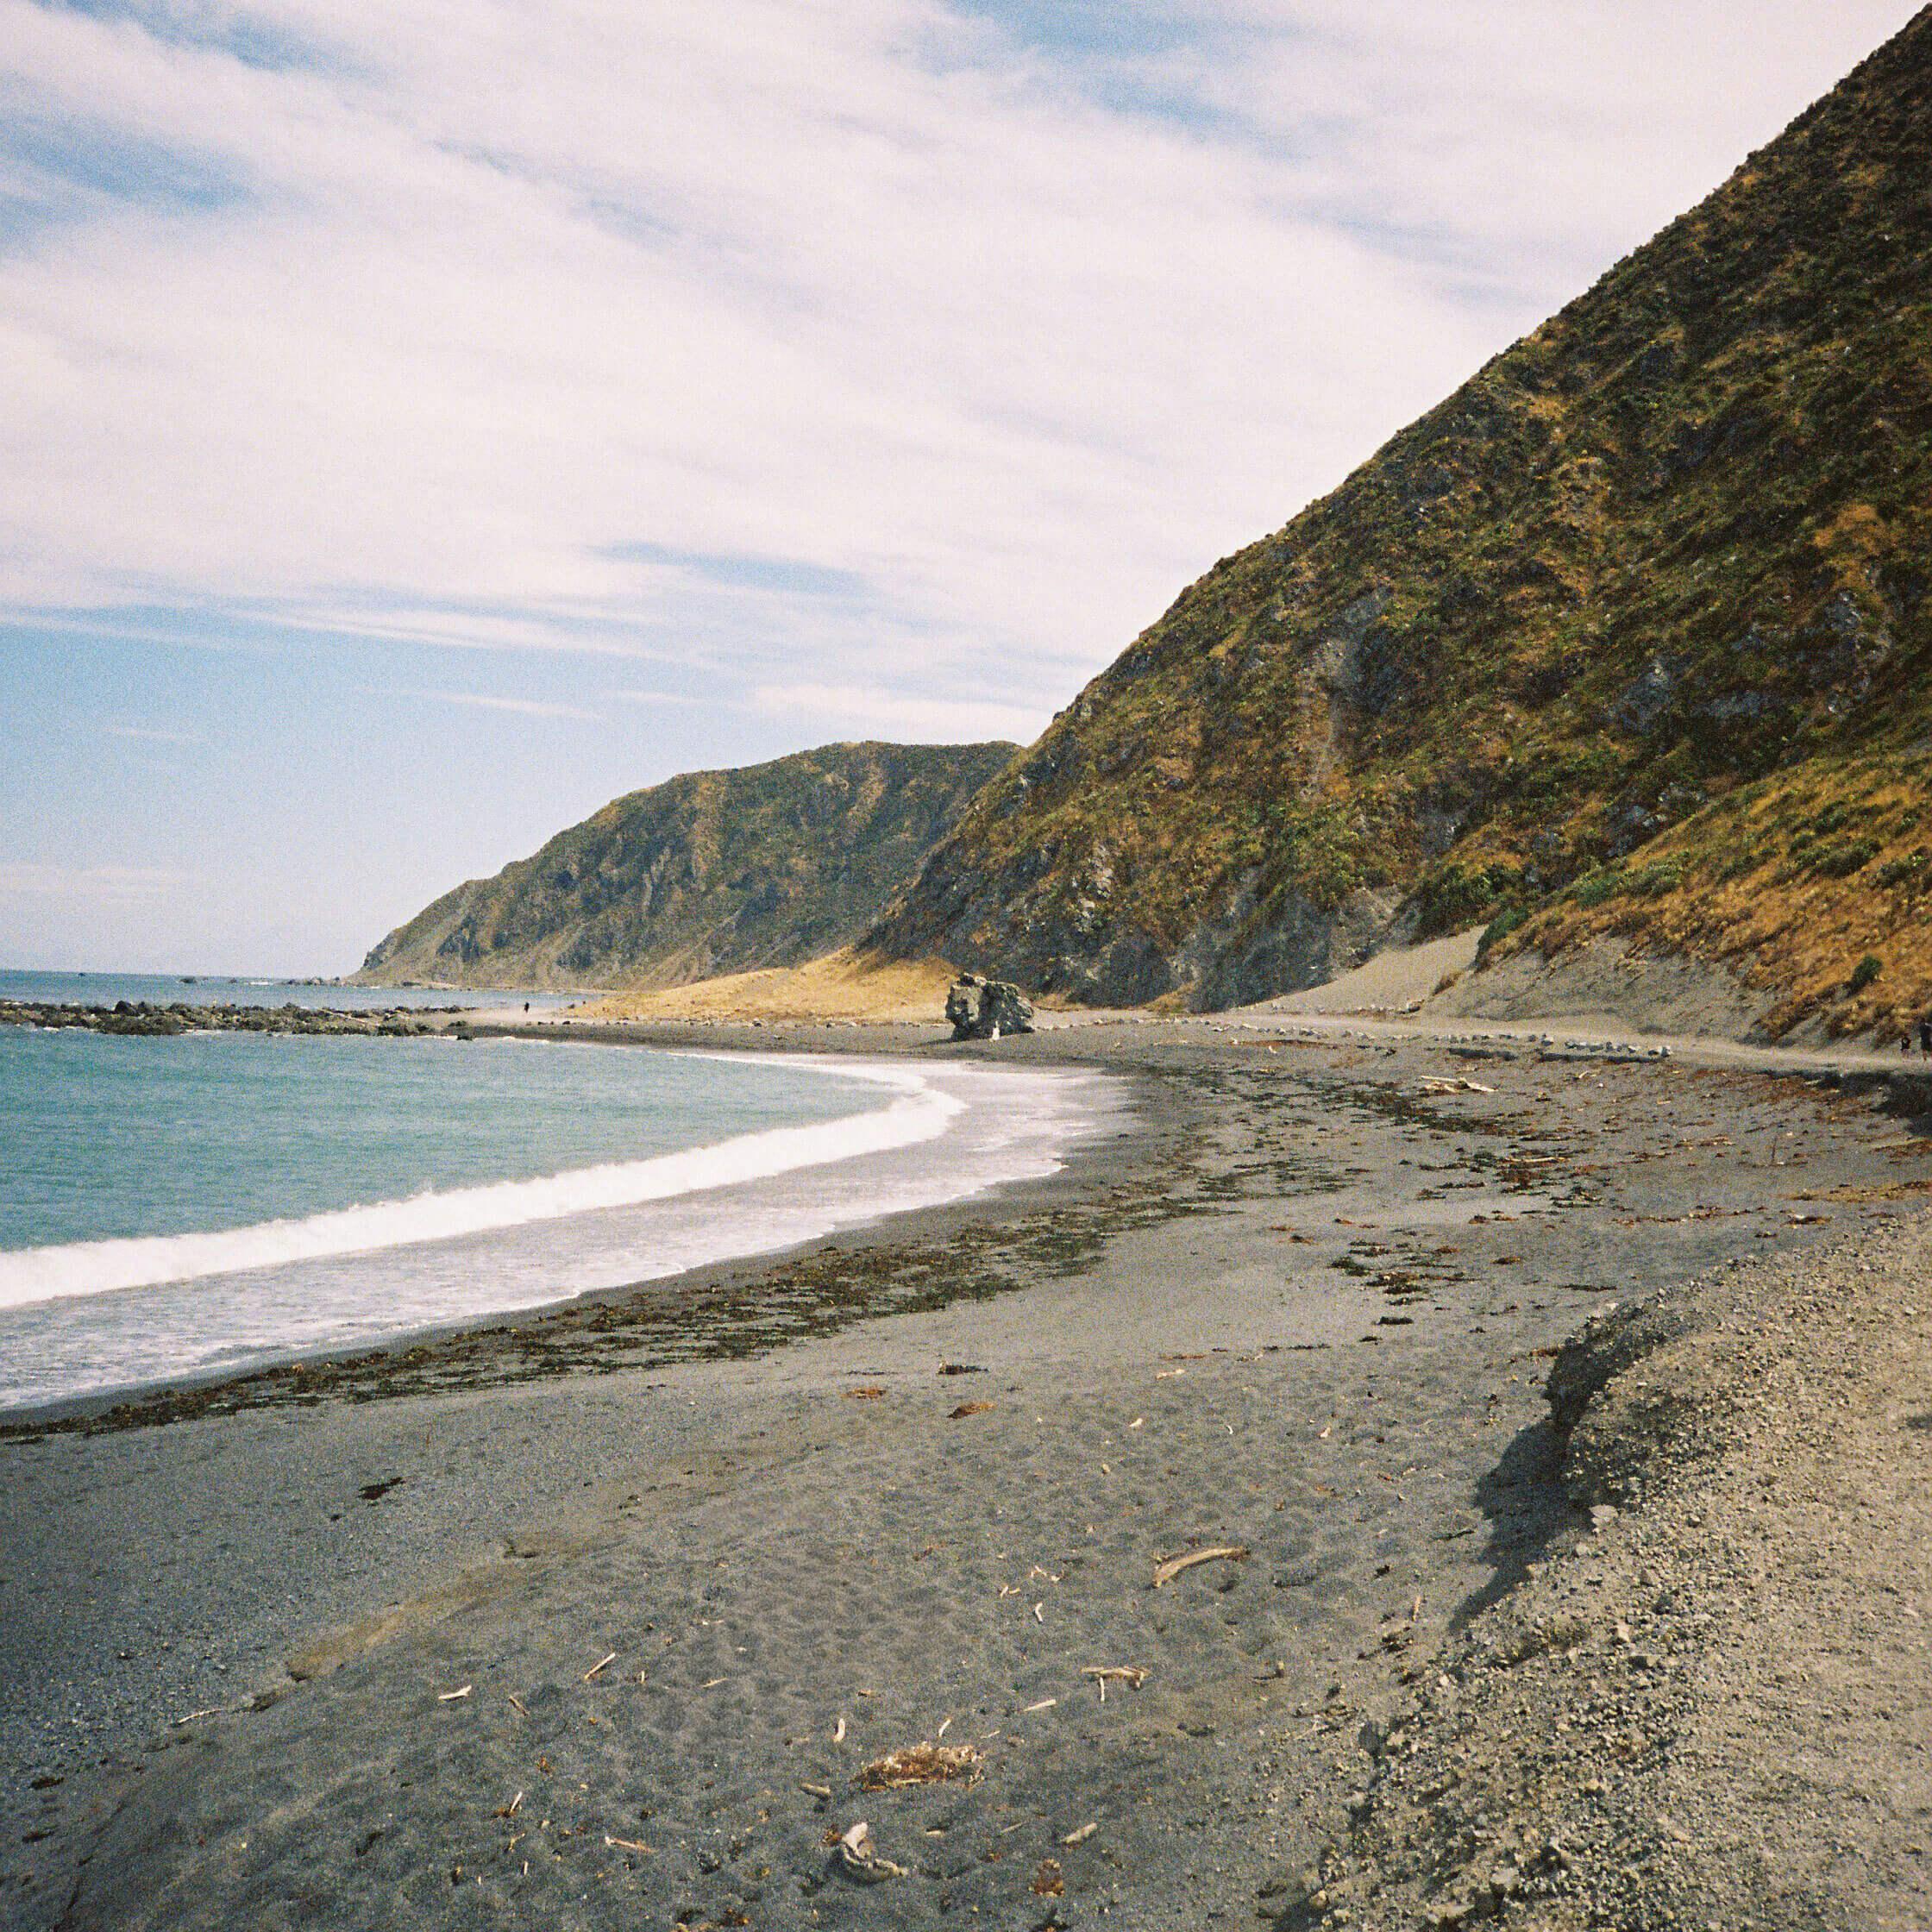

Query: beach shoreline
[0,1032,1140,1433]
[4,1020,1929,1929]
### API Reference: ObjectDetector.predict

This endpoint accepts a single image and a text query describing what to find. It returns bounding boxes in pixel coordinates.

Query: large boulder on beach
[945,973,1035,1040]
[943,978,977,1037]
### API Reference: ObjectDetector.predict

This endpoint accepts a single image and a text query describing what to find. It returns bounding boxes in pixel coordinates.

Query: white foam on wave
[0,1057,957,1311]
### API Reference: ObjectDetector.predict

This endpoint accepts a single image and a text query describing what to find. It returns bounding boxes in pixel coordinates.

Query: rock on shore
[0,1000,459,1038]
[944,973,1036,1040]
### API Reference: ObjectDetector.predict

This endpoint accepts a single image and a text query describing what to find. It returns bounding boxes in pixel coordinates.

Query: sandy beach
[3,1019,1929,1930]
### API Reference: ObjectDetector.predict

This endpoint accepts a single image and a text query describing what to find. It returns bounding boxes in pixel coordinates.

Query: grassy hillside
[357,741,1015,991]
[867,9,1932,1036]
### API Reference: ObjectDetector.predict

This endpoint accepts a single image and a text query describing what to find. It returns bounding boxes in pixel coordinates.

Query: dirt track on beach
[3,1023,1927,1930]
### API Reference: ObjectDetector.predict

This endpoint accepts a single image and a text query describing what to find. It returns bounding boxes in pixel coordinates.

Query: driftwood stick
[1151,1546,1249,1589]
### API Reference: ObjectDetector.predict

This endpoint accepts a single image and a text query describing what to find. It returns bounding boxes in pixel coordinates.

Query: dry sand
[574,950,966,1026]
[554,921,1862,1051]
[3,1021,1929,1930]
[1425,934,1774,1044]
[1245,931,1484,1019]
[1244,926,1784,1048]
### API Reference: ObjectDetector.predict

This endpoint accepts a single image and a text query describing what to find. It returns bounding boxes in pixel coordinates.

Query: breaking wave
[0,1058,957,1311]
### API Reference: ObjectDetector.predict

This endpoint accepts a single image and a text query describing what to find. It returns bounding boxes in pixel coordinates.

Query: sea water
[0,1023,1113,1411]
[0,968,576,1012]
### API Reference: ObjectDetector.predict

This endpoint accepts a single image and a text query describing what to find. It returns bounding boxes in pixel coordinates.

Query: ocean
[0,1007,1112,1412]
[0,968,578,1012]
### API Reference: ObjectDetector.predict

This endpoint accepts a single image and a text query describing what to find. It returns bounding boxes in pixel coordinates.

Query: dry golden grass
[574,947,963,1024]
[1506,756,1932,1040]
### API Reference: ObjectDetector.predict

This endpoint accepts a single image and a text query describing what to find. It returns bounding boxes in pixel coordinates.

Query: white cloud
[264,600,706,661]
[612,689,706,709]
[755,681,1046,746]
[1126,1,1918,293]
[104,722,202,743]
[0,862,197,900]
[0,0,1917,714]
[387,688,599,721]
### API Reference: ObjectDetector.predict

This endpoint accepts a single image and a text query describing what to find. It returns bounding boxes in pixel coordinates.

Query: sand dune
[575,947,964,1025]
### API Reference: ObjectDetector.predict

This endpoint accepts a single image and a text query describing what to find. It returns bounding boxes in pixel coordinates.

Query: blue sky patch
[950,0,1202,64]
[0,112,250,227]
[53,0,343,75]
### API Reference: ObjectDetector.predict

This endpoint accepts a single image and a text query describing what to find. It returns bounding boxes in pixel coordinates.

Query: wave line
[0,1061,960,1310]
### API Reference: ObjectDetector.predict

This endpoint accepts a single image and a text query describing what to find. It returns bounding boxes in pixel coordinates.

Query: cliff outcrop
[358,741,1014,991]
[868,10,1932,1037]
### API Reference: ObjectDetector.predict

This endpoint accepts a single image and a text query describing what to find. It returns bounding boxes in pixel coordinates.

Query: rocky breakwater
[944,972,1035,1041]
[0,1000,464,1038]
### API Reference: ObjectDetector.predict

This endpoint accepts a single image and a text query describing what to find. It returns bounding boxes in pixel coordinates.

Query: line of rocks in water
[0,1000,467,1038]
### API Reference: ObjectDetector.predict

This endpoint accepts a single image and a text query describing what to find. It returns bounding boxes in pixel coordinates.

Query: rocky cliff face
[357,741,1015,991]
[867,10,1932,1032]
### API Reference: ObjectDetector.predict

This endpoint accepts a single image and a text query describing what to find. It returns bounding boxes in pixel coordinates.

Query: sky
[2,0,1921,975]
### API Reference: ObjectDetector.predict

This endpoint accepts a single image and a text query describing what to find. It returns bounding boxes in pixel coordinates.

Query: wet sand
[3,1022,1928,1930]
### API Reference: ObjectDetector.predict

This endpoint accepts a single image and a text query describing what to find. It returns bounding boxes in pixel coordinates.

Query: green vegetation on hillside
[1513,743,1932,1038]
[868,10,1932,1032]
[358,741,1015,991]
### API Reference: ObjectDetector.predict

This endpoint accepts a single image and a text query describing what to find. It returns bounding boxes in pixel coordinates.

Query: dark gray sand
[1306,1208,1932,1931]
[3,1026,1928,1930]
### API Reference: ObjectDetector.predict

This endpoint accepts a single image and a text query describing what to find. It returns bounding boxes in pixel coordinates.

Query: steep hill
[867,10,1932,1038]
[357,741,1014,991]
